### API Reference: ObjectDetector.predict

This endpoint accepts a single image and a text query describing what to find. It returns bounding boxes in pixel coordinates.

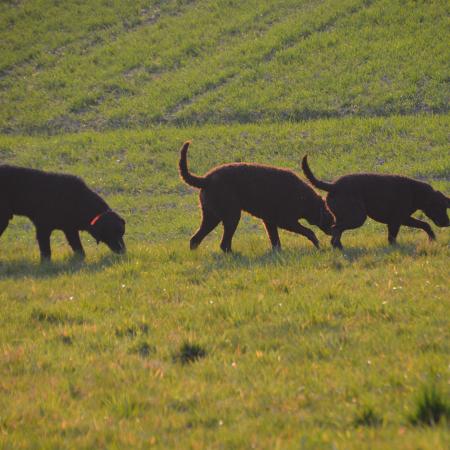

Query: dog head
[319,203,335,235]
[308,198,334,235]
[422,190,450,227]
[89,211,126,254]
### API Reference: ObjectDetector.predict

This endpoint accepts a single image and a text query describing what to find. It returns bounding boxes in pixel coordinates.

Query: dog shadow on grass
[0,253,124,280]
[203,241,425,272]
[338,242,420,261]
[205,246,320,271]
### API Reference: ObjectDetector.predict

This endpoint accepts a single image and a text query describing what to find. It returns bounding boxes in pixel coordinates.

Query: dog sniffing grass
[0,165,126,262]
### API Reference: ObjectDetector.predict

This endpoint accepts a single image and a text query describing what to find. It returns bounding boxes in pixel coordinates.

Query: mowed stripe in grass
[1,0,448,133]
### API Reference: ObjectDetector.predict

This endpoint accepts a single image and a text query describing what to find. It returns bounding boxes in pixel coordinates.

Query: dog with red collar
[0,165,126,261]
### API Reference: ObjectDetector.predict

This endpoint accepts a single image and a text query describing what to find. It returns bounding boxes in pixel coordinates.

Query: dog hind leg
[190,209,221,250]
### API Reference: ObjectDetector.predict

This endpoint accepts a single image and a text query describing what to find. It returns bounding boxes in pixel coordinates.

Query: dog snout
[110,238,126,254]
[433,213,450,227]
[117,239,126,254]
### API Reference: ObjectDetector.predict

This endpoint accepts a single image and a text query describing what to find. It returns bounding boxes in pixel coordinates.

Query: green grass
[0,118,449,449]
[1,0,450,448]
[0,233,449,448]
[0,0,448,133]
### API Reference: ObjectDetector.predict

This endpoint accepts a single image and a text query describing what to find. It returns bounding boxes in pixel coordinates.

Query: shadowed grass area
[354,405,383,427]
[0,253,122,280]
[174,341,207,365]
[409,381,450,427]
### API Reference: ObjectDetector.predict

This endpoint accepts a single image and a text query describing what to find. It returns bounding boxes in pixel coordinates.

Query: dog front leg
[330,226,343,250]
[402,217,435,241]
[190,209,220,250]
[64,229,86,258]
[263,221,281,250]
[280,221,319,249]
[36,227,52,262]
[387,223,400,245]
[0,217,10,238]
[220,212,240,253]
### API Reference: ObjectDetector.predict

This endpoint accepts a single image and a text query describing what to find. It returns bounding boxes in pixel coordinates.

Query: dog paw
[331,241,343,250]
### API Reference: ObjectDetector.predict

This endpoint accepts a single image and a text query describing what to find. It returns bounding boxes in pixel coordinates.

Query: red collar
[90,210,109,226]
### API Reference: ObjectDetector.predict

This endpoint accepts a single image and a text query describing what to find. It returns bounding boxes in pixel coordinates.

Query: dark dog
[179,141,333,252]
[302,155,450,249]
[0,165,126,261]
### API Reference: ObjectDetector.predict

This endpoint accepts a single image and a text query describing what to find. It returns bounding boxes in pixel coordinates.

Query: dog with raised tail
[301,155,449,249]
[179,141,333,253]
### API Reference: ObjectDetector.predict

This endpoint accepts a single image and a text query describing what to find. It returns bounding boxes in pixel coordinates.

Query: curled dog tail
[301,155,334,192]
[179,141,207,189]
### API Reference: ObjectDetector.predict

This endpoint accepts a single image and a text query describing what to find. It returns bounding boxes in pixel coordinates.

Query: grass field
[0,0,449,449]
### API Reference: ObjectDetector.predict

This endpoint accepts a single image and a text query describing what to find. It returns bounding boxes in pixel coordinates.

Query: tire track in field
[160,0,372,124]
[0,2,308,135]
[163,0,449,125]
[262,0,375,64]
[0,0,185,80]
[161,72,239,124]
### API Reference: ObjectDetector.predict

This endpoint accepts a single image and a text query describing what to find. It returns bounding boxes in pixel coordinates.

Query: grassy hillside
[1,0,448,134]
[0,0,449,449]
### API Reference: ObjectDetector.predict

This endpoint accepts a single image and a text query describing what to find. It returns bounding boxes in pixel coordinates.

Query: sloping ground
[0,0,448,134]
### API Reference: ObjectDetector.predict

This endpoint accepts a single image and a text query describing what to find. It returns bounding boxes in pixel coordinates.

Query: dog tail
[179,141,207,189]
[301,155,334,191]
